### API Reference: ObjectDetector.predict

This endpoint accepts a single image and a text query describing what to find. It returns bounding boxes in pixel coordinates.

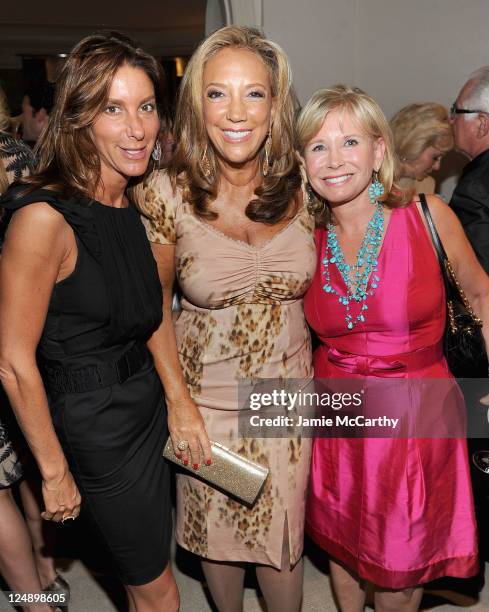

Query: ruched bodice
[138,170,316,568]
[139,171,317,409]
[176,213,314,309]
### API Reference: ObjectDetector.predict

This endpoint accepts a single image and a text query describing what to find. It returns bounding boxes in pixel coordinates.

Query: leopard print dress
[138,171,316,568]
[0,132,35,488]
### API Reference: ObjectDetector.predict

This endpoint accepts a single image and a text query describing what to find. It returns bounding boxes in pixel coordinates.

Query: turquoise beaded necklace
[322,201,384,330]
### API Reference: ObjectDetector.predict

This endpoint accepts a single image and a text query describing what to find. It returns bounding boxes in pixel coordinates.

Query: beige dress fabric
[139,171,316,568]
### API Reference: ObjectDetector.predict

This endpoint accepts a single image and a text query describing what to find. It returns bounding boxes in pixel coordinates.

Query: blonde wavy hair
[296,85,406,225]
[390,102,453,175]
[167,26,301,224]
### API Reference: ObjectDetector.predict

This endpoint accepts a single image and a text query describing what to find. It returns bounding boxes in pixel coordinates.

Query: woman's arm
[425,194,489,368]
[0,203,81,522]
[147,242,211,469]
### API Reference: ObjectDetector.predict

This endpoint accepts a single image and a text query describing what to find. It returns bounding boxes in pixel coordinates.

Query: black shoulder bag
[419,193,487,377]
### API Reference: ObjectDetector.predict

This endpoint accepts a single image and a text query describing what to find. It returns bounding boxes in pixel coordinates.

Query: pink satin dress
[303,202,478,589]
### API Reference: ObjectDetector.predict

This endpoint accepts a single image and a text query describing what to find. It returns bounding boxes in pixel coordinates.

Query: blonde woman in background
[137,26,315,612]
[390,102,453,195]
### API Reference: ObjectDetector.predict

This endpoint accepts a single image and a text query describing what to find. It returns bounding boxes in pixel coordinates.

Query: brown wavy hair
[296,85,408,226]
[20,31,165,198]
[168,26,301,224]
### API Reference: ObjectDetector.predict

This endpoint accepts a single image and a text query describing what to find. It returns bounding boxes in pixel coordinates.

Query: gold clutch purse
[162,438,269,506]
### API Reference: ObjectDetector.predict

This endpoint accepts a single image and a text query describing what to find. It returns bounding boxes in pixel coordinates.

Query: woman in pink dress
[297,85,489,611]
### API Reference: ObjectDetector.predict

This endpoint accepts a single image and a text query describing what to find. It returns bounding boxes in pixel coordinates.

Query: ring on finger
[61,515,77,524]
[177,439,189,452]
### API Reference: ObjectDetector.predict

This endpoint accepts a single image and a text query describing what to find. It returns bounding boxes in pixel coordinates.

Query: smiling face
[404,145,444,180]
[303,109,385,207]
[202,47,275,168]
[90,63,160,188]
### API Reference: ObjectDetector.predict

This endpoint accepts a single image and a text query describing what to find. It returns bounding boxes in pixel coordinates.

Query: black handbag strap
[419,193,452,297]
[419,193,448,265]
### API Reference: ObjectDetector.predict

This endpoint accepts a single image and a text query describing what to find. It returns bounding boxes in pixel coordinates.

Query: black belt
[43,342,150,394]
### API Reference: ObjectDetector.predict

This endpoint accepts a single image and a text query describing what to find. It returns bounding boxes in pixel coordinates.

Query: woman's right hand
[167,396,212,469]
[41,468,82,523]
[146,243,212,469]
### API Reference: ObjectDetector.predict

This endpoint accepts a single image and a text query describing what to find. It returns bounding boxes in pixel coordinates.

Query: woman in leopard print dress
[137,27,315,612]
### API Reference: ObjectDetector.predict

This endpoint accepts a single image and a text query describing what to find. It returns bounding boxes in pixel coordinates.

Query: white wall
[225,0,489,198]
[261,0,489,115]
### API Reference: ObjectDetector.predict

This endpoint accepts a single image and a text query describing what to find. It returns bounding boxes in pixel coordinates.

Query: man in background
[450,65,489,566]
[450,66,489,272]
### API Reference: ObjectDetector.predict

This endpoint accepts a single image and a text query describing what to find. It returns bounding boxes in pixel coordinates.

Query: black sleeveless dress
[0,187,172,586]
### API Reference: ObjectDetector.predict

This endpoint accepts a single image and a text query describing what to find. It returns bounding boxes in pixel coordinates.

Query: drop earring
[151,141,162,162]
[306,182,315,207]
[368,170,385,204]
[201,147,211,178]
[262,132,272,176]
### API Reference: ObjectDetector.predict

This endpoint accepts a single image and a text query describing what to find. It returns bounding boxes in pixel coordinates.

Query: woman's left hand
[41,468,82,523]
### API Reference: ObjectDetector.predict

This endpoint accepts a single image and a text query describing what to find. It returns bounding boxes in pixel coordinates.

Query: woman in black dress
[0,32,178,611]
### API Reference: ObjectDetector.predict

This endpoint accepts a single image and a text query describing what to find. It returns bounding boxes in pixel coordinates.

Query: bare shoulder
[6,202,73,255]
[413,193,460,232]
[11,201,66,225]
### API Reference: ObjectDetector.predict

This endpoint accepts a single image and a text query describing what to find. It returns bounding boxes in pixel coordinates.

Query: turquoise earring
[368,171,384,204]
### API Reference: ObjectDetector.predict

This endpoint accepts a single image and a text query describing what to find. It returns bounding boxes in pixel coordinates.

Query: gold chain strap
[445,259,483,333]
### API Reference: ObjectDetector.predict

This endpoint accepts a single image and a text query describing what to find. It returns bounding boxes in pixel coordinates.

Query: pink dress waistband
[323,343,444,376]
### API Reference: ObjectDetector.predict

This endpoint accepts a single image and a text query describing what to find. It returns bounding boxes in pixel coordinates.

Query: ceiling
[0,0,207,68]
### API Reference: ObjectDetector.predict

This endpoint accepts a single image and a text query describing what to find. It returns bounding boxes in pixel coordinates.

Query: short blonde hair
[296,85,404,223]
[168,26,300,224]
[390,103,453,168]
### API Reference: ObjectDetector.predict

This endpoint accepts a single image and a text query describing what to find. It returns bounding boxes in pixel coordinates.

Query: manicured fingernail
[193,463,199,470]
[205,459,212,466]
[183,460,189,466]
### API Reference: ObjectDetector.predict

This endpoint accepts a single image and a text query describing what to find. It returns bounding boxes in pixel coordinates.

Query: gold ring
[61,515,76,524]
[177,440,189,451]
